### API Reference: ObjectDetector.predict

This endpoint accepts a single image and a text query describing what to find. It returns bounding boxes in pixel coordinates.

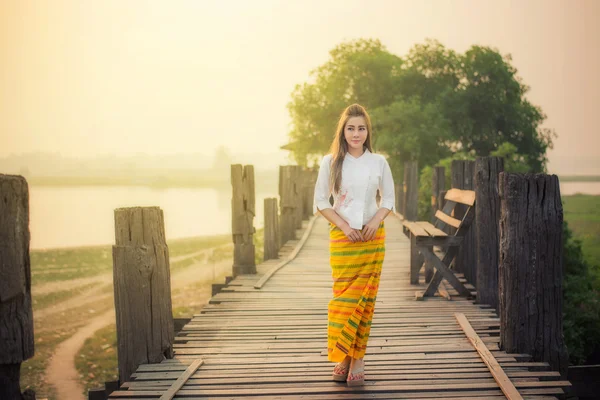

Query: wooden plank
[110,214,570,400]
[455,312,523,400]
[445,188,476,206]
[402,220,429,237]
[434,210,462,229]
[415,221,447,237]
[158,358,203,400]
[254,215,317,289]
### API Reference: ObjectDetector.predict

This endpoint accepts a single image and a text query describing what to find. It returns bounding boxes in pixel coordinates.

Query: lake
[27,181,600,250]
[29,186,278,250]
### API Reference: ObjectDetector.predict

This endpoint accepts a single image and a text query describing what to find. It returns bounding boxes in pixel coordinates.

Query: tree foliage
[285,38,554,174]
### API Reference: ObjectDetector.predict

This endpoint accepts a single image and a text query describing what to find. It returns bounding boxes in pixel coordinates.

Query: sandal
[332,359,350,382]
[346,359,365,386]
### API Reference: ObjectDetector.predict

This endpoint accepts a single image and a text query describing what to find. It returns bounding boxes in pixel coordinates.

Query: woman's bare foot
[333,355,351,376]
[347,357,365,386]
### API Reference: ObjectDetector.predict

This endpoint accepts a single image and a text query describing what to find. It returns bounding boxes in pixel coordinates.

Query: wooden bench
[402,188,476,300]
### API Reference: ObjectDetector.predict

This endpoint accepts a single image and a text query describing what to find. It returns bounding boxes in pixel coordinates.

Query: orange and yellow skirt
[327,220,385,362]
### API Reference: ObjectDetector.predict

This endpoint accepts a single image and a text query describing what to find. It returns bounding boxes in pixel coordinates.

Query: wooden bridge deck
[109,214,570,399]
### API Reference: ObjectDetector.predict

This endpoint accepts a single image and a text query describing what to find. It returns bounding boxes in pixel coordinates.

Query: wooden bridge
[0,160,575,399]
[106,213,571,399]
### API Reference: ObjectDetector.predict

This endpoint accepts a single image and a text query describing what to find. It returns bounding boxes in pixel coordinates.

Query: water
[29,186,276,250]
[27,182,599,250]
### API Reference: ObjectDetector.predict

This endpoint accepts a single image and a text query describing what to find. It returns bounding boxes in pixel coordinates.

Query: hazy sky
[1,0,598,173]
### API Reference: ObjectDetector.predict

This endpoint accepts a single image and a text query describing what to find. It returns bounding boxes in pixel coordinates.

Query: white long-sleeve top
[313,148,395,229]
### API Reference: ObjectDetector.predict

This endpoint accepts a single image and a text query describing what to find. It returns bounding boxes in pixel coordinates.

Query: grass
[75,227,266,396]
[21,230,260,399]
[75,324,119,395]
[30,234,234,284]
[32,282,102,311]
[562,194,600,280]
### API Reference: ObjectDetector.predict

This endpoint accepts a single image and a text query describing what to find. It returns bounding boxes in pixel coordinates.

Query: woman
[313,103,395,386]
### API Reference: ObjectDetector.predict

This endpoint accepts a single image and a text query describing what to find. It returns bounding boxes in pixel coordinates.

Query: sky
[1,0,598,174]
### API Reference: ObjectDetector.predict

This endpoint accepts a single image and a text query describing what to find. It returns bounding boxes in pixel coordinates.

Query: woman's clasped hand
[341,219,379,242]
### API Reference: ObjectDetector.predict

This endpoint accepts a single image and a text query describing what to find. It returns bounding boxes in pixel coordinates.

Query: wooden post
[113,206,174,384]
[304,169,318,220]
[264,198,280,261]
[475,157,504,310]
[403,161,418,220]
[279,166,297,244]
[293,166,303,229]
[432,166,445,222]
[451,160,476,284]
[498,173,568,377]
[0,175,35,400]
[231,164,256,276]
[438,190,450,235]
[396,181,404,217]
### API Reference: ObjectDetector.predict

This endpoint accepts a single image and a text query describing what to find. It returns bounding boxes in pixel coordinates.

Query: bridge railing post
[293,166,303,229]
[302,168,318,221]
[112,206,174,384]
[432,166,445,222]
[474,157,503,311]
[403,161,418,221]
[264,198,280,261]
[231,164,256,276]
[451,160,477,284]
[279,165,297,244]
[498,172,568,377]
[0,175,34,400]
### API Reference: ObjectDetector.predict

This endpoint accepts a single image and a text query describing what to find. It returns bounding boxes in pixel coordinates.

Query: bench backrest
[434,188,476,237]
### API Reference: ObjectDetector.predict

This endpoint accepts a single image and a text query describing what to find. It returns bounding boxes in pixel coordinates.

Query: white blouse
[313,148,395,229]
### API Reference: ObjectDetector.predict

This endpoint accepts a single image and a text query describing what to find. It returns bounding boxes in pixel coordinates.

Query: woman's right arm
[313,156,364,242]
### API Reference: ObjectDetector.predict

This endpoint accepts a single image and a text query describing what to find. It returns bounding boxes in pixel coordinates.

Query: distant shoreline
[22,174,600,188]
[559,175,600,182]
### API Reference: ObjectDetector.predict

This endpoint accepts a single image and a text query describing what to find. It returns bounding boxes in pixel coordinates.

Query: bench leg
[418,246,473,299]
[410,233,421,284]
[424,245,433,283]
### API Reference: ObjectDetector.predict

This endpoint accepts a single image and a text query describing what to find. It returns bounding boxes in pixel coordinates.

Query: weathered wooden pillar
[396,182,404,217]
[231,164,256,276]
[304,169,318,220]
[451,160,476,284]
[113,206,174,384]
[293,166,303,229]
[264,198,280,261]
[498,173,568,377]
[0,175,35,400]
[432,166,445,222]
[279,166,298,244]
[437,190,450,235]
[403,161,418,221]
[475,157,504,310]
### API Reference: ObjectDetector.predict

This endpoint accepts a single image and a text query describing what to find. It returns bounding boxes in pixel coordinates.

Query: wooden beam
[158,359,204,400]
[434,210,461,229]
[445,188,476,206]
[419,246,472,298]
[454,312,523,400]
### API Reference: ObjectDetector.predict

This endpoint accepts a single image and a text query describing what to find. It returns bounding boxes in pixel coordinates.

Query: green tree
[284,38,554,174]
[285,39,403,166]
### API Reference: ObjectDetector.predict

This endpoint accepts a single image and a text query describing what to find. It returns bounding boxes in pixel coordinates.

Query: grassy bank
[563,194,600,273]
[21,229,260,399]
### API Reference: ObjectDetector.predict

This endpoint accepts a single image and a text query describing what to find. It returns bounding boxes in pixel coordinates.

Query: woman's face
[343,116,368,152]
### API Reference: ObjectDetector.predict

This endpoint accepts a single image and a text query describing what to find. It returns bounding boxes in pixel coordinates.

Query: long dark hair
[328,103,373,194]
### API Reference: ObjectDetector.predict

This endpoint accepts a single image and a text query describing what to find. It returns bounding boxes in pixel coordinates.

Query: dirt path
[44,258,233,399]
[46,309,116,400]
